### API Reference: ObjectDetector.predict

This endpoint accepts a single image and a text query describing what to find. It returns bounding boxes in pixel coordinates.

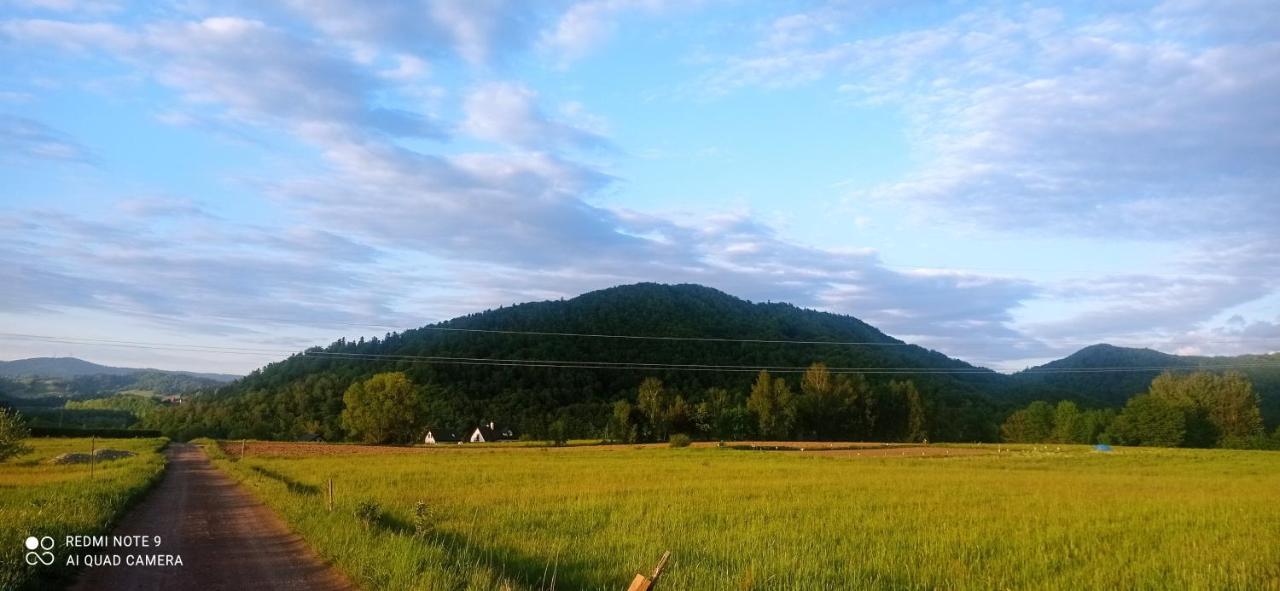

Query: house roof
[424,429,461,442]
[472,424,515,441]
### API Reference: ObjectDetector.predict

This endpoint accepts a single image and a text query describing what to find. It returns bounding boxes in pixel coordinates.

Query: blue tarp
[1093,444,1113,452]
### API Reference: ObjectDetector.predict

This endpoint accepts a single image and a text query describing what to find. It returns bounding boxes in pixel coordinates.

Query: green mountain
[1007,344,1280,423]
[148,283,1005,442]
[141,284,1280,441]
[0,357,240,382]
[0,357,239,404]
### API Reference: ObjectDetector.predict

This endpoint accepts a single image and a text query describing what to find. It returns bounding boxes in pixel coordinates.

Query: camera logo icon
[24,536,55,566]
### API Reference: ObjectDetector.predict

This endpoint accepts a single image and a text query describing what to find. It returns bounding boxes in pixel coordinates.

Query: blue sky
[2,0,1278,374]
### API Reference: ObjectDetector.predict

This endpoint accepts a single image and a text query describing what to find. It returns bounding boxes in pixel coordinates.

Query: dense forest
[1002,371,1277,449]
[131,283,1280,446]
[142,284,1006,442]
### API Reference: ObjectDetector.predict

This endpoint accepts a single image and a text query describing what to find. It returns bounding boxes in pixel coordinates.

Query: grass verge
[0,437,168,590]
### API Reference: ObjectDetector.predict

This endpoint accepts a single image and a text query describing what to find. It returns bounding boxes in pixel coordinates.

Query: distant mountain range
[1008,343,1280,420]
[0,357,240,403]
[0,357,239,382]
[145,283,1279,441]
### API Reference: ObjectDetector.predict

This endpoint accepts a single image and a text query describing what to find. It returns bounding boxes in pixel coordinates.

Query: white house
[468,421,514,443]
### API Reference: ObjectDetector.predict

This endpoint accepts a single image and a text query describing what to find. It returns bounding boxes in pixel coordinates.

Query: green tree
[339,372,425,444]
[1051,401,1083,443]
[1001,410,1036,443]
[1078,408,1115,445]
[636,377,667,442]
[796,363,866,440]
[548,418,568,446]
[1206,372,1265,447]
[606,400,637,443]
[1107,393,1186,447]
[667,395,692,436]
[0,407,32,462]
[747,371,796,439]
[1146,371,1265,448]
[894,380,927,442]
[1001,401,1056,443]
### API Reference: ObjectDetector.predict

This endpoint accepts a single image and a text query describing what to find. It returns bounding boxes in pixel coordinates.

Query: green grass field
[205,441,1280,591]
[0,437,167,591]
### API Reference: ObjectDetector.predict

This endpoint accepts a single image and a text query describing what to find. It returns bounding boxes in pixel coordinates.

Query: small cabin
[468,421,514,443]
[423,430,459,445]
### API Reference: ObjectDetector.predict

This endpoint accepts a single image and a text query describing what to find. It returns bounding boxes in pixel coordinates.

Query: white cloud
[274,0,537,65]
[539,0,684,64]
[460,82,608,150]
[0,115,94,164]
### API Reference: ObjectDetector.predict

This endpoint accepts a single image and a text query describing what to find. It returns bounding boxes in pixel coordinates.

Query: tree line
[1002,371,1280,449]
[248,362,936,445]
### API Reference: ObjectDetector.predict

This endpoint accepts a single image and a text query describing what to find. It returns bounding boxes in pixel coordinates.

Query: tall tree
[748,370,796,440]
[0,408,32,462]
[606,400,637,443]
[1206,372,1265,447]
[339,372,425,444]
[894,380,927,442]
[1051,400,1083,443]
[1107,393,1185,447]
[1147,371,1265,448]
[636,377,668,442]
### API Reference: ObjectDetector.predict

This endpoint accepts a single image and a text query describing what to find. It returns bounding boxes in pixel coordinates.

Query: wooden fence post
[327,478,334,511]
[90,435,96,479]
[626,551,670,591]
[240,439,246,459]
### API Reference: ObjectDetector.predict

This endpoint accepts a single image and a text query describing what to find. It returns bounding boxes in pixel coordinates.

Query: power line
[5,332,1278,375]
[0,333,295,357]
[409,326,915,346]
[49,308,1280,350]
[303,351,1280,374]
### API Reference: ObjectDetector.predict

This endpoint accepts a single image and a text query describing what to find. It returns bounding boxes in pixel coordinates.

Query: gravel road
[70,443,354,591]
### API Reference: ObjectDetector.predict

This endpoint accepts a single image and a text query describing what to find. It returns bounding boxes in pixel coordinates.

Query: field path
[70,443,354,591]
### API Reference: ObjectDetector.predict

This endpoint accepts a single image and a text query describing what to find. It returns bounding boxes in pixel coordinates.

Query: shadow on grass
[374,510,601,590]
[249,465,320,496]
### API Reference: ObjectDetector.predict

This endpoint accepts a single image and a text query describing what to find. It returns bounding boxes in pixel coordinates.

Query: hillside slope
[143,284,1280,441]
[0,357,239,403]
[154,283,1005,441]
[1008,344,1280,423]
[0,357,239,382]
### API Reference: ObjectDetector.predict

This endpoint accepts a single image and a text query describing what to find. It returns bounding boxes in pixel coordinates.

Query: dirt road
[71,443,354,591]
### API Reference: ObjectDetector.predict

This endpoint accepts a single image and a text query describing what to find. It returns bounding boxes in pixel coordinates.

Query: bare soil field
[219,439,991,458]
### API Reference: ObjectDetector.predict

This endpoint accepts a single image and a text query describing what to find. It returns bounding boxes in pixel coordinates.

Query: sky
[1,0,1278,375]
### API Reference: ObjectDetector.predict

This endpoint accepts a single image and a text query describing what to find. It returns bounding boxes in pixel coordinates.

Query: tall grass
[212,443,1280,590]
[0,437,167,590]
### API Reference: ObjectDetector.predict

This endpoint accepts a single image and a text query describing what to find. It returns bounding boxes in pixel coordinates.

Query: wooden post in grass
[90,435,96,479]
[627,551,670,591]
[240,439,246,459]
[326,478,334,511]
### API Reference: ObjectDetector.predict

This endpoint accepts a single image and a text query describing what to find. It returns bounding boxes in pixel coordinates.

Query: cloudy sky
[2,0,1278,374]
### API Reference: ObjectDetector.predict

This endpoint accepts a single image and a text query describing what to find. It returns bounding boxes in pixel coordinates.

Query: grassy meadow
[0,437,167,590]
[204,441,1280,591]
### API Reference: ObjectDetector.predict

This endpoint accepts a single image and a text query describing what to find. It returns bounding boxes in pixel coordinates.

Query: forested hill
[153,283,1005,441]
[1006,344,1280,423]
[0,357,239,382]
[142,284,1280,441]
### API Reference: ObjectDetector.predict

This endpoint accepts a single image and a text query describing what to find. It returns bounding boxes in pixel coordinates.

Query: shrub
[411,500,433,538]
[354,499,381,529]
[548,419,568,447]
[669,434,691,448]
[0,408,32,463]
